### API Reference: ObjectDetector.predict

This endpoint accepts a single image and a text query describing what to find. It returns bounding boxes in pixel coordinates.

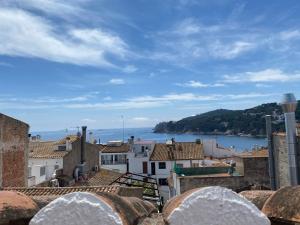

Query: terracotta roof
[262,186,300,223]
[0,191,39,222]
[150,142,204,161]
[3,186,121,197]
[100,143,130,153]
[29,141,69,159]
[86,169,123,186]
[238,148,268,158]
[239,190,274,210]
[55,135,79,145]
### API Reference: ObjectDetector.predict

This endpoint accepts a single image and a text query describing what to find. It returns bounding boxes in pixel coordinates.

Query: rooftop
[237,148,269,158]
[150,142,204,161]
[99,143,130,153]
[29,141,68,159]
[29,135,80,159]
[3,186,121,197]
[79,169,123,186]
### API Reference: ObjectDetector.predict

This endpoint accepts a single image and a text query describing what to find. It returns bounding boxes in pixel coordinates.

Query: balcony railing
[101,160,127,165]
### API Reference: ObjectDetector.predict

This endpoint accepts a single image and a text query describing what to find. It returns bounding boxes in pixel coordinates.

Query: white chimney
[281,93,299,186]
[66,137,72,151]
[89,131,94,144]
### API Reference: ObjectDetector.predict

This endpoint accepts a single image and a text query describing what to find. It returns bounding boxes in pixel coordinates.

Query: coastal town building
[149,140,205,200]
[0,113,29,187]
[28,128,99,187]
[99,141,129,173]
[169,149,270,197]
[202,139,236,158]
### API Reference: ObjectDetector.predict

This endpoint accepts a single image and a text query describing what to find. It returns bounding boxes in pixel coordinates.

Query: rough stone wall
[243,157,270,187]
[63,140,99,177]
[273,135,289,187]
[0,114,29,187]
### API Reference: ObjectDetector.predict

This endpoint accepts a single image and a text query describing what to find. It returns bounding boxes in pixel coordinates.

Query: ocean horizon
[31,127,267,152]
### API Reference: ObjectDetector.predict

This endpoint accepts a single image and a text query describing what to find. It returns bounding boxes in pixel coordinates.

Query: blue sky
[1,0,300,131]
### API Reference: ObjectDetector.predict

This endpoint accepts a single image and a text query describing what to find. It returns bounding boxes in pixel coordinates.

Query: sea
[31,127,267,152]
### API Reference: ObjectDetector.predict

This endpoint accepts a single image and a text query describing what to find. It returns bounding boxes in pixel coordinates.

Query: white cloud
[0,92,277,110]
[131,117,150,121]
[255,83,272,88]
[82,118,97,123]
[210,41,255,59]
[223,69,300,83]
[123,65,138,73]
[0,8,128,67]
[176,80,225,88]
[0,61,13,67]
[210,41,254,59]
[103,96,112,101]
[109,78,125,85]
[280,30,300,40]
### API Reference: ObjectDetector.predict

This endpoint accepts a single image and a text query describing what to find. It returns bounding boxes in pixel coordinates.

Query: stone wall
[0,114,29,187]
[179,156,270,194]
[271,134,300,188]
[63,140,99,177]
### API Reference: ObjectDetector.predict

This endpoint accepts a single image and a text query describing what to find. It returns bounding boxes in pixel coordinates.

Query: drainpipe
[281,93,299,186]
[265,115,276,190]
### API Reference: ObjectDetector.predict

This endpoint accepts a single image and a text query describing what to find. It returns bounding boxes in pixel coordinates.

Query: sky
[1,0,300,131]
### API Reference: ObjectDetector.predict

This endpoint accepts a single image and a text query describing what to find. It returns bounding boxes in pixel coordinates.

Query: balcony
[101,159,127,165]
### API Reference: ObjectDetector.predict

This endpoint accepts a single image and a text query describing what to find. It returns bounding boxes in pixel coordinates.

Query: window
[141,146,145,152]
[114,154,126,164]
[40,166,46,176]
[158,162,166,169]
[158,178,168,186]
[101,155,114,165]
[54,165,59,170]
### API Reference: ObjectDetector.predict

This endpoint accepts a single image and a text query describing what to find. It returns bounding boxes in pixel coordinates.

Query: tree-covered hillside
[154,102,300,136]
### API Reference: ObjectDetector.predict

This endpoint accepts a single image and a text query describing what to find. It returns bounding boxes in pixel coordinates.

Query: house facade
[99,141,129,173]
[29,132,99,187]
[149,141,205,201]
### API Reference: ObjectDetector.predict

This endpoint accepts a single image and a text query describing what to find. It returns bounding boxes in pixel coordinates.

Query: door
[151,162,156,175]
[143,161,148,174]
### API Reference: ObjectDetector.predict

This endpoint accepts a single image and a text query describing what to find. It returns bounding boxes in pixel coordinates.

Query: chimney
[281,93,299,186]
[66,137,72,151]
[265,115,276,190]
[89,131,94,144]
[81,126,87,164]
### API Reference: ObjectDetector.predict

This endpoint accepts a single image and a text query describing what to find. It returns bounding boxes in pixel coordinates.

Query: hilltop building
[0,113,29,187]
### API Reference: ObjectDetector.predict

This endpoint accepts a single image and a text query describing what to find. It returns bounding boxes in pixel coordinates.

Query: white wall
[28,158,63,186]
[203,139,236,158]
[127,152,150,175]
[99,152,128,173]
[101,164,127,173]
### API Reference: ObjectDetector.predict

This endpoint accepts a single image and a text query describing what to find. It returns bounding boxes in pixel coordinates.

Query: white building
[28,141,67,186]
[203,139,236,158]
[99,141,129,173]
[148,141,205,201]
[28,133,99,187]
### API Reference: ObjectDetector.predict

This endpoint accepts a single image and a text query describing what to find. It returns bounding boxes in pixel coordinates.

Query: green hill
[153,102,300,136]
